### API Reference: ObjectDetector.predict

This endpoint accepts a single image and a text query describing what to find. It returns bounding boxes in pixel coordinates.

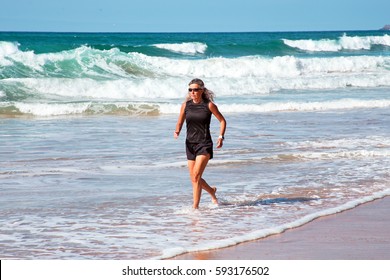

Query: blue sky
[1,0,389,32]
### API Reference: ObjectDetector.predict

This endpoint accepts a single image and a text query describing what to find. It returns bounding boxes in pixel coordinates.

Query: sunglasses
[188,88,202,92]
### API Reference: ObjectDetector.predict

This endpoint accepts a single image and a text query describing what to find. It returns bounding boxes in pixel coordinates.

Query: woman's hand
[216,138,223,148]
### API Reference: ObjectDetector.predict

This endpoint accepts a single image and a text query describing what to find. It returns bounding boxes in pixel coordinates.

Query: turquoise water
[1,31,390,116]
[1,31,390,259]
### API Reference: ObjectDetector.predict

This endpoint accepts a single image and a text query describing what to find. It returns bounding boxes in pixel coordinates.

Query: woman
[174,78,226,209]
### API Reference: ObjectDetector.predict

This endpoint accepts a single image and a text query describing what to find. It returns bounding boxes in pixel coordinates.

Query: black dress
[184,100,213,160]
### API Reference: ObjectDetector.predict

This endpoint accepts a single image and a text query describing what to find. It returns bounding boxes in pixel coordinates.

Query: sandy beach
[170,196,390,260]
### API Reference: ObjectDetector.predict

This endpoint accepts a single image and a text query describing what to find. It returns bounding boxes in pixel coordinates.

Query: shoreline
[170,196,390,260]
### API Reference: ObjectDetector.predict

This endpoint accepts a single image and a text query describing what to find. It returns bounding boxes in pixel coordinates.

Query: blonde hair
[186,78,215,102]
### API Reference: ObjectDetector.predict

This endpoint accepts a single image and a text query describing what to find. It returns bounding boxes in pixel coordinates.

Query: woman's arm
[209,102,226,148]
[174,102,186,139]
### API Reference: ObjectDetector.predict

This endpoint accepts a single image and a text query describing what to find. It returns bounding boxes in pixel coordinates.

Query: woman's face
[188,83,203,102]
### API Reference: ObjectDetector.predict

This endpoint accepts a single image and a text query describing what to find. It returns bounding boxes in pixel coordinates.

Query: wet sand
[171,196,390,260]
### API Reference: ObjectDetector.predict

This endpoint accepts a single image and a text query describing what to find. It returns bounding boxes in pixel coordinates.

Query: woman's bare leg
[187,154,210,209]
[200,178,218,204]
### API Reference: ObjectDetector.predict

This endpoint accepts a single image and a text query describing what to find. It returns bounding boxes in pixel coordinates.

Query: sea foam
[159,190,390,259]
[283,34,390,52]
[218,99,390,113]
[3,41,389,80]
[4,98,390,117]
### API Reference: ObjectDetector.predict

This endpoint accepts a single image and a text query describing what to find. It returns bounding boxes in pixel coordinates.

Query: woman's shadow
[219,196,318,207]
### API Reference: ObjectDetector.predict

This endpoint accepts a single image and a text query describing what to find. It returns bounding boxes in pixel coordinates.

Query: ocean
[1,31,389,259]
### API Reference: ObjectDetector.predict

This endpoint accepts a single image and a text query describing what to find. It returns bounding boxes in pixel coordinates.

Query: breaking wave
[283,33,390,52]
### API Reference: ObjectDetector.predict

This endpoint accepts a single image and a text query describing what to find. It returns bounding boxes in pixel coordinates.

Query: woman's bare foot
[211,187,218,205]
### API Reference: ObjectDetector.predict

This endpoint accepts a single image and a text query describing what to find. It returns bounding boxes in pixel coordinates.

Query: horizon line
[0,28,386,34]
